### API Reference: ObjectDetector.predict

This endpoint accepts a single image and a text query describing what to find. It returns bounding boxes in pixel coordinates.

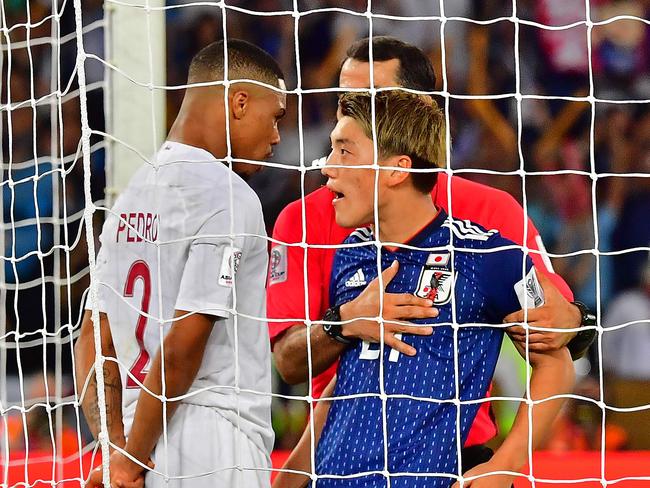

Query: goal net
[0,0,108,482]
[1,0,649,487]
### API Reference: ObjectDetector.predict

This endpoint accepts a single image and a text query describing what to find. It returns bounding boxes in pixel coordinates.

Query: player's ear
[386,155,411,188]
[230,89,250,120]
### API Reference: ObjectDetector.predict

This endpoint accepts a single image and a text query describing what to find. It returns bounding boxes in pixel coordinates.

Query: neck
[376,190,438,244]
[167,96,227,159]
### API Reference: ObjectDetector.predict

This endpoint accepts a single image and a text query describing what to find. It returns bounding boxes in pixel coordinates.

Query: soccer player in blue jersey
[288,91,575,488]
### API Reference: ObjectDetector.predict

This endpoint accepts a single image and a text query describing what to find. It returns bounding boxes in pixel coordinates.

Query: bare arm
[272,377,336,488]
[504,271,582,353]
[107,310,216,483]
[274,261,437,384]
[453,346,575,487]
[274,324,346,385]
[74,310,126,449]
[496,347,575,461]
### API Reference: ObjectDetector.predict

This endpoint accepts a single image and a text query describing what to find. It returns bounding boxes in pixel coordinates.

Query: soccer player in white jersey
[75,40,286,487]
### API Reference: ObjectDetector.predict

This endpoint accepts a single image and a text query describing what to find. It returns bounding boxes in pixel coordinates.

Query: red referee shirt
[267,172,574,447]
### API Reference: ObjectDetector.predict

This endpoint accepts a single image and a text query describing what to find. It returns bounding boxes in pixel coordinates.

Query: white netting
[1,0,649,487]
[0,0,107,483]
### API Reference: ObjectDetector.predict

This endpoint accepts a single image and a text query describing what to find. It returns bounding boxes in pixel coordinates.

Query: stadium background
[0,0,648,485]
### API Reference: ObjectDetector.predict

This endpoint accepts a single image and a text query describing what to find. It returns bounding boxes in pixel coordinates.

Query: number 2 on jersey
[124,260,151,388]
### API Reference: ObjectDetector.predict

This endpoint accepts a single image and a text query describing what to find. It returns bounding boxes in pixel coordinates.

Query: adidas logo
[345,269,367,287]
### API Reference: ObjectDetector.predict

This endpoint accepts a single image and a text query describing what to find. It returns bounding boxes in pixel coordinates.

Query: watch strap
[567,301,597,360]
[322,305,354,345]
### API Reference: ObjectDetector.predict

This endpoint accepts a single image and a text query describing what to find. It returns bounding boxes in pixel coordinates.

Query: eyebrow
[331,137,356,146]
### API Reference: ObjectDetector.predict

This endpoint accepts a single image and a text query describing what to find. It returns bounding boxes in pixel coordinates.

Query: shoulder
[344,226,373,245]
[192,168,263,230]
[332,227,373,279]
[443,216,524,270]
[447,175,522,212]
[441,215,499,244]
[448,217,535,313]
[333,226,372,269]
[200,169,261,220]
[162,143,253,196]
[273,186,338,242]
[435,175,527,231]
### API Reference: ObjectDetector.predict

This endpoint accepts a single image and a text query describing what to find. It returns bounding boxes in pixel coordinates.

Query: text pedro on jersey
[315,91,574,488]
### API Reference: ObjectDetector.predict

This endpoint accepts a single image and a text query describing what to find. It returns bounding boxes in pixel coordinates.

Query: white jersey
[90,141,273,454]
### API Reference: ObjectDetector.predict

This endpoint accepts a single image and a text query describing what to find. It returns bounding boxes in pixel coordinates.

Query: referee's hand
[451,459,516,488]
[340,260,438,357]
[503,270,581,353]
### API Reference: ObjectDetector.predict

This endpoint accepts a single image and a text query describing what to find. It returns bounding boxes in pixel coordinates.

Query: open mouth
[327,182,345,204]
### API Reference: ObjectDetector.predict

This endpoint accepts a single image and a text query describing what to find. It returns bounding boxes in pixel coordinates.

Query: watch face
[574,301,596,327]
[324,307,340,323]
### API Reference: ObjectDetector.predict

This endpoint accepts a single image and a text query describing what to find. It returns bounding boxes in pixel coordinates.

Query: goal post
[105,0,166,205]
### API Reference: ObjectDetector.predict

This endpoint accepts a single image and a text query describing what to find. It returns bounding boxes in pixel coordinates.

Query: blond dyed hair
[338,90,446,193]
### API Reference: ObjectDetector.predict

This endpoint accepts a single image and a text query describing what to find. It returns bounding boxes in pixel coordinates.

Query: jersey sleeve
[266,201,324,347]
[523,218,574,301]
[481,241,545,321]
[175,209,238,318]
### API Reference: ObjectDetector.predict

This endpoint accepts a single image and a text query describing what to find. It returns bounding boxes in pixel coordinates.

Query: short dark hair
[345,36,436,92]
[339,90,445,194]
[188,39,284,88]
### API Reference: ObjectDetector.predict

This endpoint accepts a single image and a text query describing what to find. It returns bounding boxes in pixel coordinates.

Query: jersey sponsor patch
[268,245,287,285]
[218,246,242,287]
[514,267,545,308]
[415,253,456,305]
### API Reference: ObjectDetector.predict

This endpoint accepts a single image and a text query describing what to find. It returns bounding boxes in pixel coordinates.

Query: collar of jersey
[160,141,218,163]
[379,208,448,253]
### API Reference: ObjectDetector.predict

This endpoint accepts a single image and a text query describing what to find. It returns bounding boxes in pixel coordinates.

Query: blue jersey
[316,210,542,488]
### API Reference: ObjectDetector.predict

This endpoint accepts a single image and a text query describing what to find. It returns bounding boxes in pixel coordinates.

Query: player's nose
[270,126,281,146]
[321,154,338,178]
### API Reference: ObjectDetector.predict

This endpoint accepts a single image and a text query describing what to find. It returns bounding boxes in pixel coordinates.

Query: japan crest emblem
[415,253,456,305]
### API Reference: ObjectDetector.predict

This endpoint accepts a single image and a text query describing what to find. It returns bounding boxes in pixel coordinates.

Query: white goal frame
[104,0,166,204]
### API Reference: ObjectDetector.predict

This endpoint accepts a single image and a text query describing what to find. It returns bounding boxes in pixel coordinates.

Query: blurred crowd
[1,0,649,460]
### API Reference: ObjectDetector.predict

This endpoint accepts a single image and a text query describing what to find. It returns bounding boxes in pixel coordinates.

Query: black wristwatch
[322,305,354,345]
[566,301,597,360]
